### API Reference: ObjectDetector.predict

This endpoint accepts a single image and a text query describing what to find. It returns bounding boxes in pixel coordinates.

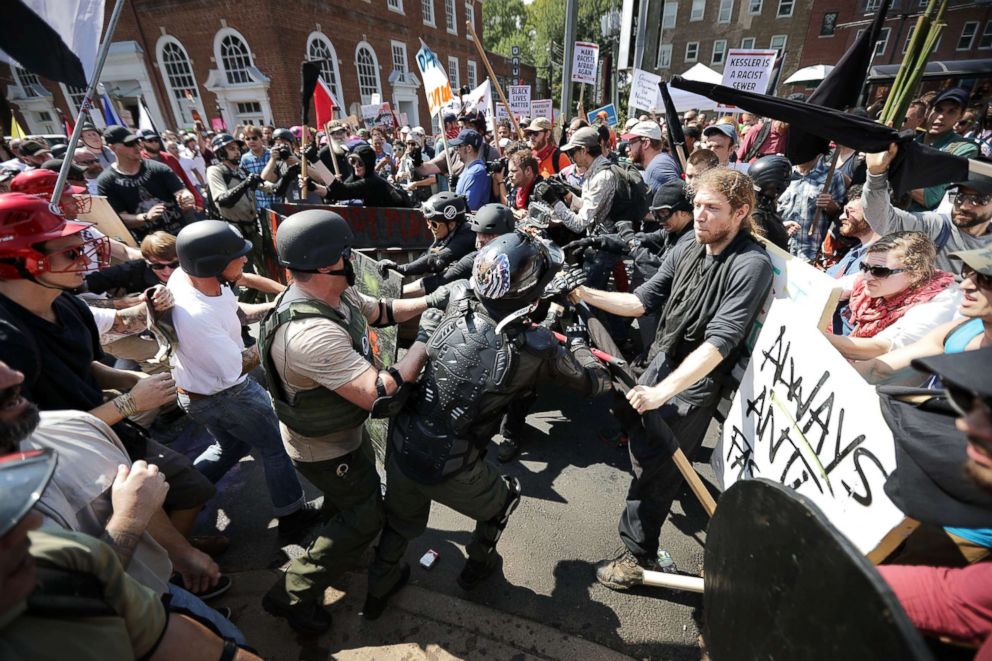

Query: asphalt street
[178,382,718,660]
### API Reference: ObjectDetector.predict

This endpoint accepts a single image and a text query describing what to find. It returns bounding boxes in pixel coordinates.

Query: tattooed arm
[238,301,274,324]
[102,460,170,568]
[109,303,150,336]
[241,345,260,375]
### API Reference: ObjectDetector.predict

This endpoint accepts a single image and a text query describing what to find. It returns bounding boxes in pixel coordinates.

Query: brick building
[798,0,990,103]
[638,0,814,85]
[3,0,538,135]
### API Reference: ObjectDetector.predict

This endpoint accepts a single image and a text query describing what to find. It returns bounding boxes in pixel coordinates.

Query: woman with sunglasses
[310,144,408,208]
[827,231,959,361]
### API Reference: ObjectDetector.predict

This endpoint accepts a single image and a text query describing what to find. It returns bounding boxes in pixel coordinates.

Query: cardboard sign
[571,41,600,85]
[587,103,618,127]
[530,99,553,122]
[720,49,778,110]
[507,85,531,118]
[628,68,662,114]
[78,196,138,247]
[415,40,454,117]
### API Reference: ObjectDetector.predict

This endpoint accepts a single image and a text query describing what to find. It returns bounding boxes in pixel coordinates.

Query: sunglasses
[952,191,992,207]
[245,136,260,141]
[348,157,362,165]
[859,262,907,278]
[147,260,180,271]
[43,237,110,273]
[75,158,98,165]
[962,265,992,290]
[945,382,992,421]
[651,208,673,223]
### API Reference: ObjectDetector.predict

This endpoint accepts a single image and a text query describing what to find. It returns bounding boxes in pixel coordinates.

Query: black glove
[302,142,319,163]
[541,265,587,301]
[416,307,445,344]
[410,149,424,168]
[533,181,561,206]
[246,173,263,190]
[425,253,449,273]
[564,235,629,255]
[564,318,589,351]
[377,259,401,278]
[424,280,455,310]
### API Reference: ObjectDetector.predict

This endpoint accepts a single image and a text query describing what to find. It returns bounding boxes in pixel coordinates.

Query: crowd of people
[1,79,992,659]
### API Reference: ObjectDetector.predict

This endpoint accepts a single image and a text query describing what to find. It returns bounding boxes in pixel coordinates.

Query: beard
[0,395,40,455]
[840,218,870,237]
[953,208,992,229]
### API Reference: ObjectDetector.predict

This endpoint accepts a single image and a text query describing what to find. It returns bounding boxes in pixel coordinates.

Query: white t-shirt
[88,302,117,335]
[875,285,962,350]
[168,268,245,394]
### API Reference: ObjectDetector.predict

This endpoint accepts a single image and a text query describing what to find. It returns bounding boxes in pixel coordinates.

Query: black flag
[300,60,322,126]
[670,76,969,198]
[658,82,685,173]
[0,0,87,88]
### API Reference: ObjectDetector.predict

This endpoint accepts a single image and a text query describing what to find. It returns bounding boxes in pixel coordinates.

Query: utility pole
[560,0,578,121]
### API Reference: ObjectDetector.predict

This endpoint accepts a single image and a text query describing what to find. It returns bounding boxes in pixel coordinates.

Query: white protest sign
[753,237,842,337]
[495,103,510,122]
[415,40,454,117]
[507,85,531,117]
[530,99,553,121]
[628,68,661,114]
[571,41,600,85]
[720,49,777,109]
[713,302,905,556]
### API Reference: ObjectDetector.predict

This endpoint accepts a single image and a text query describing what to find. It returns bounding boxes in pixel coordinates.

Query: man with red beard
[864,147,991,276]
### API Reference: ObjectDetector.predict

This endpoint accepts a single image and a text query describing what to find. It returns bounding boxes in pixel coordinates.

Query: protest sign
[79,196,137,247]
[587,103,618,127]
[571,41,600,85]
[713,301,905,556]
[530,99,553,121]
[720,49,777,109]
[507,85,531,117]
[753,236,841,337]
[628,68,661,114]
[415,40,454,117]
[461,79,493,118]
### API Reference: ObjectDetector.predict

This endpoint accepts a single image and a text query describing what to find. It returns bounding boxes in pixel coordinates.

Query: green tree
[482,0,534,64]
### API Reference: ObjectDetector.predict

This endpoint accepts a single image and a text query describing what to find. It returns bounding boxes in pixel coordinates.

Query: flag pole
[465,20,524,140]
[52,0,127,204]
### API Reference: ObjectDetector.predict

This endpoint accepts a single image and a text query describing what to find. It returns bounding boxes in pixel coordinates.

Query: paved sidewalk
[215,568,635,660]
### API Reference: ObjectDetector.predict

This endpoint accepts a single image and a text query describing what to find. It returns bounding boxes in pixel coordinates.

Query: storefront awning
[868,58,992,82]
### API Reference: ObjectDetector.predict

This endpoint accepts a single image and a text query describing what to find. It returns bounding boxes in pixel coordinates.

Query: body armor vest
[259,291,373,437]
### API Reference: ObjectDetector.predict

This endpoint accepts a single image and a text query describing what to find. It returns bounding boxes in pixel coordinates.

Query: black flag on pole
[0,0,87,87]
[670,75,968,198]
[300,61,322,127]
[658,82,685,173]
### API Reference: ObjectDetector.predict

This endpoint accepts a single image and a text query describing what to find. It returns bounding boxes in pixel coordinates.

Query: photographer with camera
[262,128,321,204]
[395,132,435,203]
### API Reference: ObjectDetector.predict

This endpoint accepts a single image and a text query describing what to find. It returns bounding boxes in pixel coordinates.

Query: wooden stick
[641,570,705,593]
[466,20,524,140]
[300,124,309,199]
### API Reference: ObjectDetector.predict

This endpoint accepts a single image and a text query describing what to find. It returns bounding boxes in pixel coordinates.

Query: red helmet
[9,169,91,217]
[0,192,105,280]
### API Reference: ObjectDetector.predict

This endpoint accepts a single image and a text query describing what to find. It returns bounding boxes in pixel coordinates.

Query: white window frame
[711,39,727,65]
[903,27,914,53]
[657,43,673,69]
[740,37,756,49]
[445,0,457,34]
[14,66,42,98]
[980,21,992,50]
[391,40,409,74]
[662,2,678,28]
[387,0,404,13]
[467,59,478,88]
[465,2,475,39]
[770,34,788,55]
[422,0,435,26]
[748,0,763,15]
[306,32,345,110]
[354,40,383,105]
[718,0,734,23]
[691,0,705,21]
[958,21,980,51]
[156,36,208,127]
[213,27,256,85]
[777,0,794,18]
[874,27,891,57]
[685,41,699,63]
[448,56,460,88]
[865,0,880,12]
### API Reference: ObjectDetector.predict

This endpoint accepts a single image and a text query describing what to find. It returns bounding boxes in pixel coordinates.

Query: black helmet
[749,155,793,198]
[423,192,468,222]
[469,203,515,235]
[272,128,296,143]
[471,232,563,305]
[276,209,354,271]
[176,220,252,278]
[210,133,239,152]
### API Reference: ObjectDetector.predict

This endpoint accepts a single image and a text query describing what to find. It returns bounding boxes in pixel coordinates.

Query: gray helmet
[276,209,354,271]
[210,133,239,152]
[469,203,515,235]
[749,155,793,199]
[272,128,295,143]
[422,191,467,222]
[176,220,252,278]
[471,232,563,304]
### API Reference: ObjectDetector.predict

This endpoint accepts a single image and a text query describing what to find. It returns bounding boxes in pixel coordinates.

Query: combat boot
[261,592,332,634]
[457,552,502,590]
[595,547,659,591]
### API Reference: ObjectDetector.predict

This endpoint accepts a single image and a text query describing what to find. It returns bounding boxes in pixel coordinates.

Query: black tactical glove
[377,259,403,278]
[564,235,629,255]
[246,173,263,190]
[424,279,459,310]
[541,265,587,301]
[532,180,562,206]
[410,148,424,168]
[564,317,590,351]
[416,307,445,344]
[425,253,450,273]
[302,142,319,163]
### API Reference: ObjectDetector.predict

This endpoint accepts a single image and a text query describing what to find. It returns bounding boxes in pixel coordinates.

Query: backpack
[606,161,650,224]
[551,148,564,174]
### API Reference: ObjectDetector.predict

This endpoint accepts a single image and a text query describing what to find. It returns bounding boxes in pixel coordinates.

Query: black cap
[0,448,57,536]
[138,128,160,140]
[952,158,992,194]
[18,140,49,157]
[913,346,992,399]
[41,158,86,180]
[448,129,483,149]
[80,121,98,133]
[103,125,139,145]
[932,87,970,110]
[650,180,693,213]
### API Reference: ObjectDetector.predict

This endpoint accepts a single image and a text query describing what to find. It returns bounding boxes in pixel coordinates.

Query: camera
[485,157,508,176]
[274,146,292,161]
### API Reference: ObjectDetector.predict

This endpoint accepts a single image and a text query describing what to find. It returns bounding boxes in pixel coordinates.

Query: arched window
[156,37,204,124]
[354,42,382,105]
[215,30,254,85]
[306,33,344,108]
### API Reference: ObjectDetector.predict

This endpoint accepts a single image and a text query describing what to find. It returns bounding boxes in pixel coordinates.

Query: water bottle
[657,549,679,574]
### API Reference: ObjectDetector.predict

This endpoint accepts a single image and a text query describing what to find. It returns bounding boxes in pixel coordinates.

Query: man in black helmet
[747,154,792,250]
[168,221,322,542]
[377,192,476,282]
[257,209,452,633]
[366,232,610,614]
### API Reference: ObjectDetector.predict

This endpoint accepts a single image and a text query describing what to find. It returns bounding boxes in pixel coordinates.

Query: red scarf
[515,178,536,210]
[847,270,955,338]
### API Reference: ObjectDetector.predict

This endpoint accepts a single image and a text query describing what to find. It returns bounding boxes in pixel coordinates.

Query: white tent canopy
[666,63,721,112]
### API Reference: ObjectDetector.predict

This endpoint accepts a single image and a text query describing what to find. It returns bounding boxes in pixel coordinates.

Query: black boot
[362,562,410,620]
[277,500,324,542]
[262,592,332,634]
[457,552,502,590]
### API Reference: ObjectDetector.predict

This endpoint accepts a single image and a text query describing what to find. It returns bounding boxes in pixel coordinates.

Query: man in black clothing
[747,154,792,251]
[572,167,773,589]
[377,192,476,282]
[312,144,406,208]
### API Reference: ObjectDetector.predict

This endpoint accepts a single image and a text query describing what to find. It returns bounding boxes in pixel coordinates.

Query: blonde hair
[867,231,936,285]
[690,167,763,237]
[140,231,177,261]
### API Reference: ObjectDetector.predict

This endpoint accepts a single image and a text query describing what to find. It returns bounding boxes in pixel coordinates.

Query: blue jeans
[179,378,304,517]
[168,585,246,645]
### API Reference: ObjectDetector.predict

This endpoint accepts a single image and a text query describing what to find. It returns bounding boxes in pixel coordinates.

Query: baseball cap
[951,160,992,194]
[40,158,87,184]
[650,180,693,213]
[622,120,663,142]
[18,140,50,157]
[932,87,970,110]
[523,117,553,133]
[913,346,992,401]
[447,129,483,149]
[702,123,738,145]
[443,113,458,124]
[103,125,140,146]
[0,448,57,536]
[950,246,992,276]
[561,126,600,152]
[138,129,160,140]
[624,118,639,132]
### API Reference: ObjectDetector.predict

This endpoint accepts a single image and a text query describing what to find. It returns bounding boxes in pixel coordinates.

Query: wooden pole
[299,124,309,198]
[808,150,841,239]
[466,20,524,140]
